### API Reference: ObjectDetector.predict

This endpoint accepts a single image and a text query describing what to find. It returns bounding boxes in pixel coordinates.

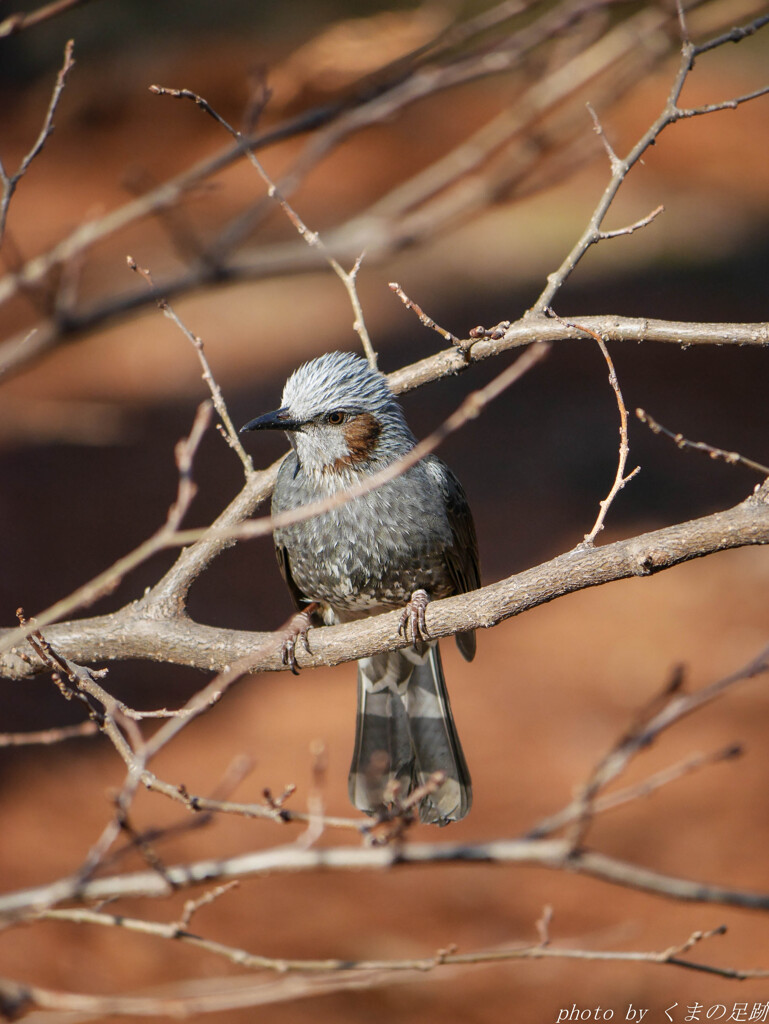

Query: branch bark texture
[2,484,767,681]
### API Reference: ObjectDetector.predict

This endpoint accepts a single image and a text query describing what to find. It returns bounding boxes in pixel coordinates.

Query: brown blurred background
[1,1,769,1021]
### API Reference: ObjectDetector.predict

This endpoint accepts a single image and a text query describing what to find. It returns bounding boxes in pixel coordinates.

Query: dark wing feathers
[275,542,307,611]
[430,457,480,662]
[273,452,310,612]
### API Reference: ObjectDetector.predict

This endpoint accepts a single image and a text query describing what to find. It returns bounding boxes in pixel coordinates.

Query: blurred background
[1,0,768,1020]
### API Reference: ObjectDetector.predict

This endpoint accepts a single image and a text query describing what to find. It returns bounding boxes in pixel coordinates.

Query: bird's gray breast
[272,453,456,613]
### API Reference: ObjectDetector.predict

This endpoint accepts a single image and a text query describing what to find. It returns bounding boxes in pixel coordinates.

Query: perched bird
[241,351,479,824]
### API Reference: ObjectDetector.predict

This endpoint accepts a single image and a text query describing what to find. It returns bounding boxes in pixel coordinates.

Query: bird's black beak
[240,408,302,433]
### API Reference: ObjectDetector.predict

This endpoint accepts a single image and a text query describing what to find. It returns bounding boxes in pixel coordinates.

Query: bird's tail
[349,644,472,825]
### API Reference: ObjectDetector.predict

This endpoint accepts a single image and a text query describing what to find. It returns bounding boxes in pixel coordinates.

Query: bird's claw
[281,634,304,675]
[398,588,430,645]
[279,605,317,674]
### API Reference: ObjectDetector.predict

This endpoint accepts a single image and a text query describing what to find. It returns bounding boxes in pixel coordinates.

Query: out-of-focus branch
[0,1,627,298]
[4,920,758,1023]
[5,826,769,917]
[0,4,765,381]
[0,0,93,38]
[0,720,99,746]
[149,85,378,368]
[0,0,712,377]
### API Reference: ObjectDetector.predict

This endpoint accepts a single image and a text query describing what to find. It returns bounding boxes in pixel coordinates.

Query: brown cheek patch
[340,412,382,465]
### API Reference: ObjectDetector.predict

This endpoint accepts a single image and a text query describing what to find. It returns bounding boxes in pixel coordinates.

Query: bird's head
[240,351,415,475]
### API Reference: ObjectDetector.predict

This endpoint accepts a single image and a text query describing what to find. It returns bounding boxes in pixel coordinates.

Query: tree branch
[637,408,769,477]
[17,911,759,985]
[530,11,769,311]
[0,0,718,377]
[5,829,769,919]
[0,39,75,245]
[4,919,759,1023]
[2,483,767,680]
[0,0,93,38]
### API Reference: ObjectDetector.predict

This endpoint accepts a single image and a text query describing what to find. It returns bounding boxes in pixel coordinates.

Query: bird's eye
[325,411,345,425]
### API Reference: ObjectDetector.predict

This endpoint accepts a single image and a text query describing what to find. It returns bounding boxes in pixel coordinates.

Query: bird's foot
[398,588,430,645]
[279,603,319,674]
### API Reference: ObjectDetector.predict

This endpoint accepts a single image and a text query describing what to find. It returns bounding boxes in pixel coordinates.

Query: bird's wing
[273,452,310,611]
[275,541,307,611]
[425,456,480,594]
[427,457,480,661]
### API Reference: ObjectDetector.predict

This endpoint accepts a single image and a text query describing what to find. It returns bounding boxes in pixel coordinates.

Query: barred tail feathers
[348,645,472,825]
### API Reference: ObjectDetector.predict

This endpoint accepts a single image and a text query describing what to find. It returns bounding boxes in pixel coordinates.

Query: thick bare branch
[2,6,769,1013]
[0,340,548,665]
[5,829,769,918]
[2,483,767,680]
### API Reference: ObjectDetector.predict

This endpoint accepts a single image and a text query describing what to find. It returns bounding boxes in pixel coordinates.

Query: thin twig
[0,720,99,746]
[559,643,769,850]
[150,85,378,369]
[545,311,639,545]
[531,12,769,313]
[637,408,769,477]
[678,83,769,118]
[586,101,620,171]
[177,881,240,930]
[27,909,756,981]
[0,40,75,245]
[693,12,769,56]
[127,256,253,475]
[0,0,92,38]
[675,0,689,45]
[598,203,664,240]
[388,282,460,346]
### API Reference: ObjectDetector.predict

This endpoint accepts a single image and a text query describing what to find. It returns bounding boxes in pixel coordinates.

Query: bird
[241,351,479,825]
